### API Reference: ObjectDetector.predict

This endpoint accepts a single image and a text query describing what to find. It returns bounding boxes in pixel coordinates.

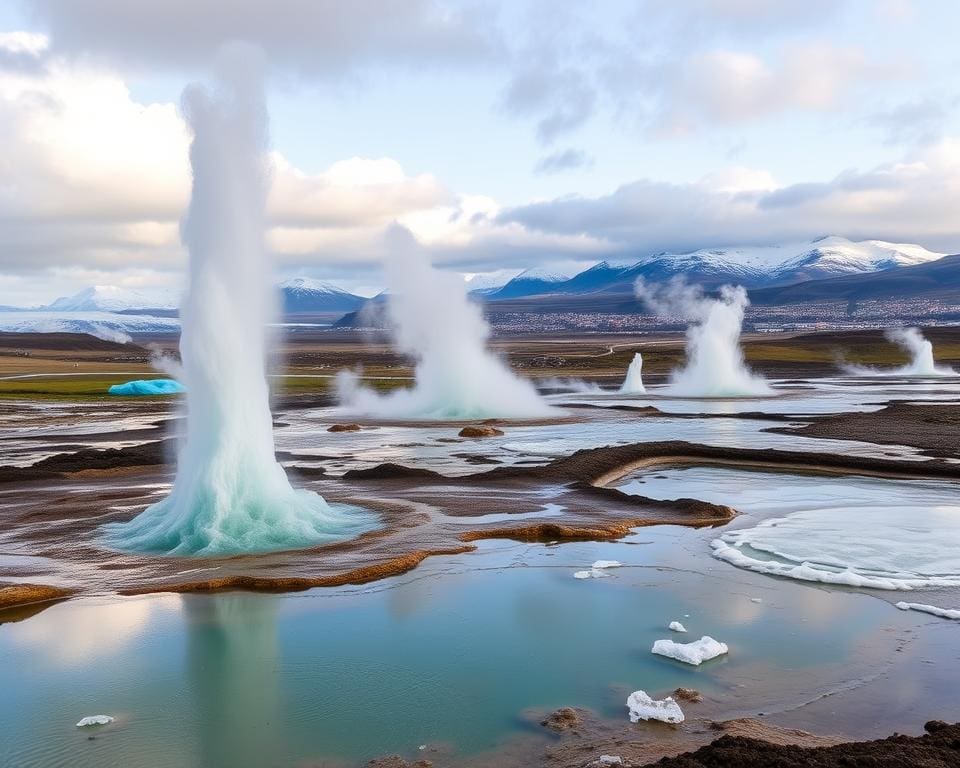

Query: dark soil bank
[773,402,960,458]
[647,720,960,768]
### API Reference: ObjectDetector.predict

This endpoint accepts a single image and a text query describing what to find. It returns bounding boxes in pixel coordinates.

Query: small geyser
[635,280,772,397]
[618,353,646,394]
[887,327,953,376]
[103,46,376,555]
[337,233,552,420]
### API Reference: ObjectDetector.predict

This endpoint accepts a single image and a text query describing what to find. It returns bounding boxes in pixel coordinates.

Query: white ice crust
[652,636,728,665]
[626,690,685,724]
[711,504,960,590]
[668,621,687,632]
[76,715,114,727]
[592,560,622,569]
[896,601,960,620]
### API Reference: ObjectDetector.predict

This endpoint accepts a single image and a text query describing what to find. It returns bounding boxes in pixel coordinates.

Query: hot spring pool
[4,523,958,768]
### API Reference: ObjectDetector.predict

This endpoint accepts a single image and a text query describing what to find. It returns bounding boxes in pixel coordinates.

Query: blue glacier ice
[108,379,185,397]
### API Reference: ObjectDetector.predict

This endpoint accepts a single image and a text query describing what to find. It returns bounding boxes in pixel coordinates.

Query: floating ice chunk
[668,621,687,633]
[573,568,610,579]
[896,601,960,620]
[652,636,728,666]
[627,690,684,724]
[750,597,763,603]
[76,715,114,727]
[591,560,622,569]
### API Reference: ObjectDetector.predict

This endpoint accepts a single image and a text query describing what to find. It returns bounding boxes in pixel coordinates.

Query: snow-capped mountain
[768,237,945,282]
[489,267,576,299]
[482,237,947,299]
[46,285,181,312]
[465,269,523,296]
[279,277,365,313]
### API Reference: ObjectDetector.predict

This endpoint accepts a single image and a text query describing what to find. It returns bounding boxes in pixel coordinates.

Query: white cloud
[501,140,960,253]
[21,0,498,77]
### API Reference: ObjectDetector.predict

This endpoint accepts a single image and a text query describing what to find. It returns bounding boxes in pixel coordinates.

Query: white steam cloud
[337,229,552,420]
[635,278,772,397]
[845,327,955,377]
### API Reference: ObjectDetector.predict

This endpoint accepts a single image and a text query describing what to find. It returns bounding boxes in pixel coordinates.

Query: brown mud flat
[0,582,74,610]
[771,401,960,458]
[647,719,960,768]
[366,706,956,768]
[3,439,960,609]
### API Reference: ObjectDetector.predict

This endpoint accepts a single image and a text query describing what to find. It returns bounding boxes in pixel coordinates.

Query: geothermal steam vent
[103,47,377,556]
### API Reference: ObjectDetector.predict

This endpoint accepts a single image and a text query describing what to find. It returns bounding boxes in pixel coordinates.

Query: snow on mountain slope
[465,269,524,295]
[539,237,947,295]
[769,237,945,282]
[0,311,179,340]
[46,285,181,312]
[490,266,578,298]
[279,277,364,312]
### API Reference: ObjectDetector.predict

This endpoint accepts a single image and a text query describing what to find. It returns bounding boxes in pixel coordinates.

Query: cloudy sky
[1,0,959,305]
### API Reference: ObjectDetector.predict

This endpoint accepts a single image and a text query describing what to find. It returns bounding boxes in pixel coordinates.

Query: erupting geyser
[885,327,954,376]
[337,234,551,420]
[618,352,646,394]
[843,327,955,376]
[636,280,772,397]
[103,47,376,555]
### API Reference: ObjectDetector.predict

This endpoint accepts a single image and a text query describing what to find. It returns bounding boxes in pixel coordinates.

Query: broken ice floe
[573,560,622,579]
[626,690,685,724]
[710,504,960,590]
[896,601,960,620]
[76,715,114,727]
[652,636,728,666]
[668,621,687,633]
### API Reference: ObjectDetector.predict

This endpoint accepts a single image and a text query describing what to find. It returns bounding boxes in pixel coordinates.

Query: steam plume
[846,327,955,376]
[635,279,772,397]
[337,228,551,419]
[103,45,375,555]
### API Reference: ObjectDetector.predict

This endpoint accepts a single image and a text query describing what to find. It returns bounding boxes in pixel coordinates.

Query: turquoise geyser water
[3,533,948,768]
[108,379,185,397]
[102,49,377,555]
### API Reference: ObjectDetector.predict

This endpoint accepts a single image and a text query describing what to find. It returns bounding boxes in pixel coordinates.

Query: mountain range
[30,278,368,315]
[477,237,946,300]
[4,236,955,330]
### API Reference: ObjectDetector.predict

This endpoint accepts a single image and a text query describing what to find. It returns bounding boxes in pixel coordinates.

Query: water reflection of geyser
[186,595,281,768]
[104,47,376,555]
[846,327,955,377]
[337,231,552,419]
[618,352,646,394]
[636,279,772,397]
